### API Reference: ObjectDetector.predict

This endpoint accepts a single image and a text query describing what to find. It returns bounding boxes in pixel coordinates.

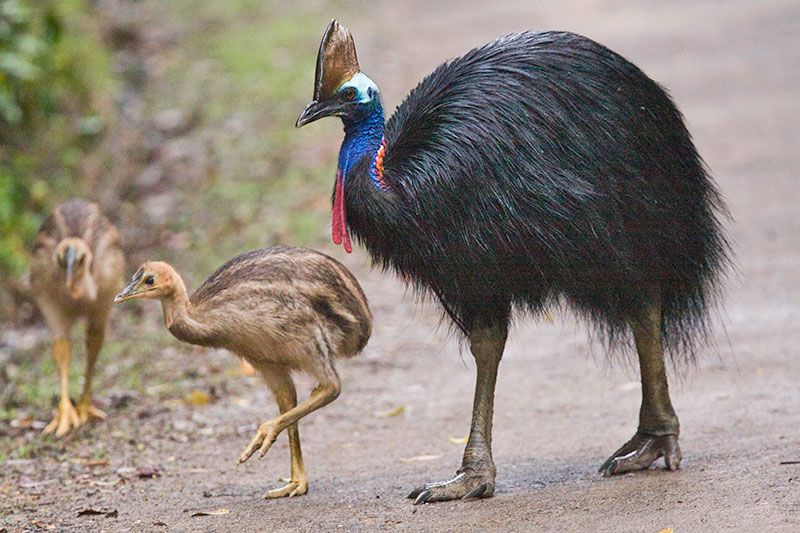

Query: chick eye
[341,87,357,101]
[144,276,155,286]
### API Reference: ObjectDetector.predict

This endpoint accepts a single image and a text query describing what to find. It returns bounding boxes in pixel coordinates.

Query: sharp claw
[413,489,432,505]
[407,487,424,499]
[462,483,487,500]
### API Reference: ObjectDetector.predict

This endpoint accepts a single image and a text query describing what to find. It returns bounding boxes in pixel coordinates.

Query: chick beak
[64,246,76,285]
[114,277,141,304]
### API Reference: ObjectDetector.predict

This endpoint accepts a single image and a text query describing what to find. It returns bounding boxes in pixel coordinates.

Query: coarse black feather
[343,31,730,361]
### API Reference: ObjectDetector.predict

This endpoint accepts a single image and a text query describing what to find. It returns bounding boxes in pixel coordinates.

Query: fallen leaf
[239,359,257,376]
[77,508,114,517]
[375,405,405,418]
[137,465,161,478]
[79,458,109,467]
[657,529,673,533]
[191,508,230,517]
[400,454,442,463]
[448,435,468,445]
[184,390,211,406]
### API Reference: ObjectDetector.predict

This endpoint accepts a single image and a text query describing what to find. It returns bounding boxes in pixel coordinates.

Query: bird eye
[342,87,357,101]
[144,276,155,286]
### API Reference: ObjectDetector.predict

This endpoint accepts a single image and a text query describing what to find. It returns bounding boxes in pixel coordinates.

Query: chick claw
[76,400,107,423]
[238,421,280,464]
[42,400,81,437]
[264,477,308,499]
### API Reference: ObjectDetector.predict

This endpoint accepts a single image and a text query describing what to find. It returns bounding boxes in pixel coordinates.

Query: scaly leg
[238,371,340,466]
[76,324,107,423]
[43,338,81,437]
[600,304,681,476]
[262,370,308,498]
[409,322,508,504]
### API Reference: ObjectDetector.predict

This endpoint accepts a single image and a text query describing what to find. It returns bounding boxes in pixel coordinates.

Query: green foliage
[0,0,112,278]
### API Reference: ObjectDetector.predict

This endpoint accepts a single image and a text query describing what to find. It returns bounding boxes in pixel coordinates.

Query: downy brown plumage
[115,246,372,498]
[30,199,125,437]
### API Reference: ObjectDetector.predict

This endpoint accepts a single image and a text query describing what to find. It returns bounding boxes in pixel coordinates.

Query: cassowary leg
[238,368,340,468]
[600,304,681,476]
[42,338,81,437]
[409,323,507,504]
[261,369,308,498]
[76,324,107,423]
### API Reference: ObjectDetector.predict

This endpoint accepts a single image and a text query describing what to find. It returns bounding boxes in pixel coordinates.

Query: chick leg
[261,371,308,499]
[600,304,681,476]
[43,338,81,437]
[409,322,508,504]
[238,372,340,465]
[76,323,107,423]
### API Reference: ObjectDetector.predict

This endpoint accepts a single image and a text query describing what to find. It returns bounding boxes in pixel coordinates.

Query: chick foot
[43,399,81,437]
[238,421,280,464]
[407,469,495,504]
[264,476,308,499]
[599,432,681,477]
[76,398,107,424]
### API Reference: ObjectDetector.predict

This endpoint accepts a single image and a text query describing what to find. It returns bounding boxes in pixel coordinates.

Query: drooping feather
[340,30,730,361]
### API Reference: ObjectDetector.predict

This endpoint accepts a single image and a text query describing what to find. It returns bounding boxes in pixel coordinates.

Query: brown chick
[29,199,125,437]
[114,246,372,498]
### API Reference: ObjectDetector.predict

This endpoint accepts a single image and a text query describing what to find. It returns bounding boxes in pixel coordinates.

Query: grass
[141,0,342,282]
[1,0,357,459]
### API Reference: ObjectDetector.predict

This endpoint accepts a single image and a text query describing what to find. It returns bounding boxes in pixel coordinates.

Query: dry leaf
[191,508,230,517]
[400,454,442,463]
[375,405,405,418]
[80,458,109,467]
[184,390,211,406]
[77,508,117,517]
[239,359,257,376]
[657,529,673,533]
[448,435,468,445]
[137,465,161,478]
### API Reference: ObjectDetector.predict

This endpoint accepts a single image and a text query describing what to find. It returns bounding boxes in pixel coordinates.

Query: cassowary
[30,199,125,437]
[296,21,729,503]
[115,247,372,498]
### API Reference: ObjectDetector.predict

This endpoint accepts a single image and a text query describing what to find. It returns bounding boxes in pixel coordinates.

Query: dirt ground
[3,0,800,531]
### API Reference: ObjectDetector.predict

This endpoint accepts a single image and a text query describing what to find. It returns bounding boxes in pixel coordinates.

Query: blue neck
[339,102,385,188]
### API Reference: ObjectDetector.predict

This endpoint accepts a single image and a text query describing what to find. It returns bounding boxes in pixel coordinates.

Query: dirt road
[3,1,799,531]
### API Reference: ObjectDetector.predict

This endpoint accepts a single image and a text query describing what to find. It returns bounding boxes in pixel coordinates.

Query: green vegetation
[0,0,113,277]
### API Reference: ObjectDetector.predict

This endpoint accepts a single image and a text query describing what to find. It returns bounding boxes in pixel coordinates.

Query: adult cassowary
[296,20,729,504]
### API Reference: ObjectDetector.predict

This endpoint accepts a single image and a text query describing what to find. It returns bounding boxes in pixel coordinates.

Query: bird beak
[114,272,143,304]
[64,246,76,285]
[296,99,341,128]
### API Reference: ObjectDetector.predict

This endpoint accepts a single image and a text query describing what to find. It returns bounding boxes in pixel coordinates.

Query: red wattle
[332,172,352,253]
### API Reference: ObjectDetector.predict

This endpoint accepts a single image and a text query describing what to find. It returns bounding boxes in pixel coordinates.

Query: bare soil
[2,1,800,531]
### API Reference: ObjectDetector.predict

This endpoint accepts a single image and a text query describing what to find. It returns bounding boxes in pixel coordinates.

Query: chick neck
[159,269,215,346]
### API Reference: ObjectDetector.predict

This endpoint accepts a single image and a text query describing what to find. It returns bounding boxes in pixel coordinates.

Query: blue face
[337,72,382,122]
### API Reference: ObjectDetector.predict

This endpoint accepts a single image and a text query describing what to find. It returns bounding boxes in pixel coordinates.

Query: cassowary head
[296,20,380,127]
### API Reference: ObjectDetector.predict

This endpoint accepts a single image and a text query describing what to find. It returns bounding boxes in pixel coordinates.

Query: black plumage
[297,22,731,501]
[349,31,729,356]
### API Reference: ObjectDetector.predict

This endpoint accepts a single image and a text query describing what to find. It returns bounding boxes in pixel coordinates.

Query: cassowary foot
[407,470,495,504]
[76,398,107,424]
[42,400,81,437]
[238,421,280,464]
[264,476,308,499]
[599,432,681,477]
